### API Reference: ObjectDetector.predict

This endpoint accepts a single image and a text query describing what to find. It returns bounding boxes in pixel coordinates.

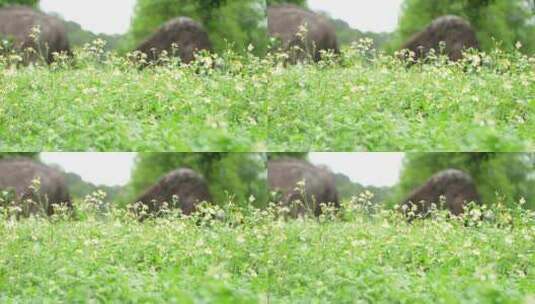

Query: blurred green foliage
[266,0,306,6]
[267,153,308,161]
[61,18,123,51]
[128,0,268,55]
[0,0,38,7]
[391,0,535,53]
[128,153,268,208]
[392,153,535,209]
[330,18,392,48]
[0,153,38,160]
[64,172,124,202]
[334,173,392,205]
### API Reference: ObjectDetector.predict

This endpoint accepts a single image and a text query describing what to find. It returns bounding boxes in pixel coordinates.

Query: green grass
[0,42,534,151]
[1,197,533,303]
[268,47,535,152]
[0,48,268,152]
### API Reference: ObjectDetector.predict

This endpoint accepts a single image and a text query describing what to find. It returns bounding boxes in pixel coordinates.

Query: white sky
[39,0,402,35]
[309,153,404,187]
[308,0,403,32]
[40,0,137,35]
[41,153,137,186]
[39,153,404,188]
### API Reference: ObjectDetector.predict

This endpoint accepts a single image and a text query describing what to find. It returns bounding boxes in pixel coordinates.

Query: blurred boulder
[400,169,480,216]
[268,4,339,62]
[136,17,213,64]
[0,157,72,216]
[268,158,339,217]
[400,15,480,62]
[134,168,212,216]
[0,5,71,63]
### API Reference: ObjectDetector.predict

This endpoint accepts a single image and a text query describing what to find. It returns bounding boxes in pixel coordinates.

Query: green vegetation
[393,153,535,210]
[330,18,392,49]
[267,152,307,160]
[0,196,533,303]
[266,0,306,6]
[0,43,268,151]
[1,42,534,151]
[0,152,37,159]
[61,18,123,51]
[391,0,535,53]
[128,153,268,207]
[0,2,533,151]
[64,171,124,202]
[268,42,535,151]
[128,0,268,56]
[0,0,37,8]
[335,173,392,204]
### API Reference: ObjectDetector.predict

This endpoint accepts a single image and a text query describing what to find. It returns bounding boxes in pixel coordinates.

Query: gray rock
[401,169,480,216]
[0,5,70,63]
[0,158,72,216]
[268,4,339,63]
[134,168,212,216]
[136,17,213,64]
[268,158,339,217]
[400,15,480,62]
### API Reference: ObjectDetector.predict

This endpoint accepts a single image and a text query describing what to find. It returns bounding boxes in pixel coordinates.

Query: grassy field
[0,42,534,151]
[1,196,533,303]
[0,47,268,152]
[268,46,535,152]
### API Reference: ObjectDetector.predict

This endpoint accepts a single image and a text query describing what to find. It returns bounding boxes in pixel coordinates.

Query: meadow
[0,41,534,151]
[0,44,269,152]
[0,193,533,303]
[268,43,535,152]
